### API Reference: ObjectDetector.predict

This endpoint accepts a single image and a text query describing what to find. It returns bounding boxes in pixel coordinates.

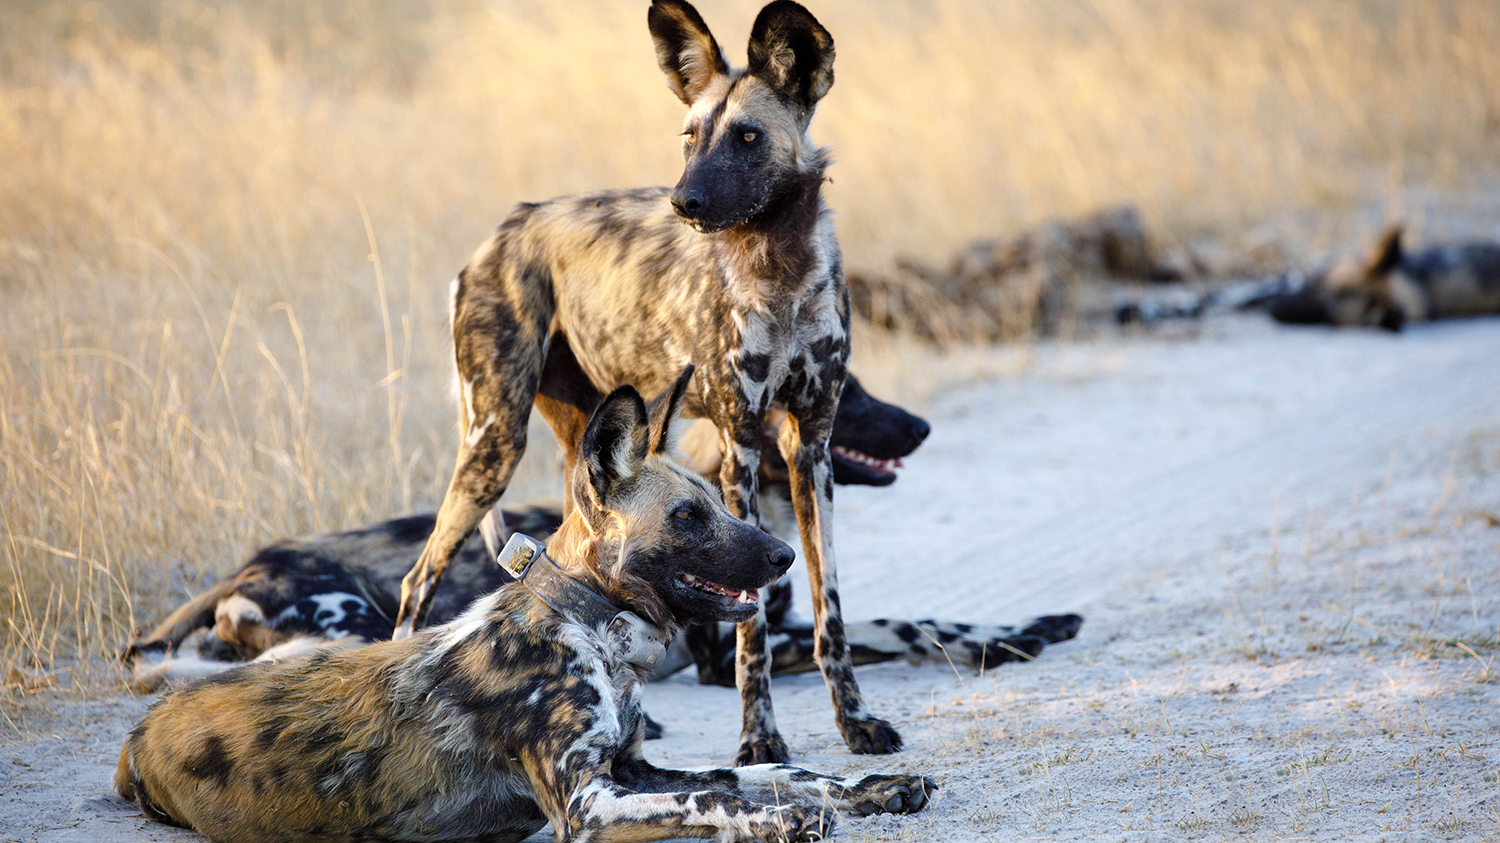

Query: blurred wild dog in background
[1269,225,1500,330]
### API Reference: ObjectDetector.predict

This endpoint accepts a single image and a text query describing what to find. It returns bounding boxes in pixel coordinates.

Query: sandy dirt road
[5,315,1499,842]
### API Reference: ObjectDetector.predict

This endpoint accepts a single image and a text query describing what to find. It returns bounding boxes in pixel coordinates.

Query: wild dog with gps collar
[117,370,936,843]
[498,532,671,671]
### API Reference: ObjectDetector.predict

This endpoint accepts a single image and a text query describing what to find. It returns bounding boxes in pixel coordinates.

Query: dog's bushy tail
[692,613,1085,686]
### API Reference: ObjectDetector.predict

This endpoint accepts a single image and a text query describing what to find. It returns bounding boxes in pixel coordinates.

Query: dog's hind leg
[394,254,553,636]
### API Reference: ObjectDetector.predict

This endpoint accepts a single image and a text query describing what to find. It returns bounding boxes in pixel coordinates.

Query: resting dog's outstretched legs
[534,726,935,843]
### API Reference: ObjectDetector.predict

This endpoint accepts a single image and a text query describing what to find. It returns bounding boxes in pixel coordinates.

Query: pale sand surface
[5,314,1498,842]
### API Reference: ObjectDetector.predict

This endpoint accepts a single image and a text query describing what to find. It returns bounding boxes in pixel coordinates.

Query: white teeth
[832,446,898,473]
[682,574,760,604]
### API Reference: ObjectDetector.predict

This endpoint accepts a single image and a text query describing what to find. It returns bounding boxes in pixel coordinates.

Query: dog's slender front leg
[779,413,902,754]
[549,776,831,843]
[615,755,937,819]
[717,423,788,766]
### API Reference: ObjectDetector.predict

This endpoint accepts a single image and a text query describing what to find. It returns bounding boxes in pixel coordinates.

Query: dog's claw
[736,730,790,766]
[843,716,902,755]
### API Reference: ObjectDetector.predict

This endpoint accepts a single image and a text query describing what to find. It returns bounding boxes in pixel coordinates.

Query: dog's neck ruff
[497,533,671,670]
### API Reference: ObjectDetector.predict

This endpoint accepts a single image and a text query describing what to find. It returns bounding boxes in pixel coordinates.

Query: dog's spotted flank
[117,375,936,843]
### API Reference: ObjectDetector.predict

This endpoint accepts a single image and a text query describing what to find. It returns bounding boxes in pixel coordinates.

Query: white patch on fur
[431,590,500,654]
[215,594,265,633]
[129,651,236,692]
[255,634,362,663]
[729,441,760,477]
[273,592,362,629]
[461,378,479,434]
[556,622,624,742]
[603,430,639,483]
[465,411,496,449]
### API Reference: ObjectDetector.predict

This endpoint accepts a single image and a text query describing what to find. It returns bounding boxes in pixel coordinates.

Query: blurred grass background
[2,0,1499,684]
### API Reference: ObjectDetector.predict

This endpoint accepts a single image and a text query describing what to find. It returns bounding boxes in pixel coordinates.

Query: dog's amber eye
[741,131,758,143]
[683,131,697,146]
[673,505,693,522]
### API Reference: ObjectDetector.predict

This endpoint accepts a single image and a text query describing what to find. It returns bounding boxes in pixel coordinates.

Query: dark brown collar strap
[496,533,670,669]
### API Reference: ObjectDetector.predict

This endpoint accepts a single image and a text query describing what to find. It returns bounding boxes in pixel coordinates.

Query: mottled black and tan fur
[1269,225,1500,330]
[395,0,894,763]
[117,377,936,843]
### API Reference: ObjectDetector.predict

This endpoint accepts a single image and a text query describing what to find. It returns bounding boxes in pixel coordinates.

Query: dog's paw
[757,804,836,842]
[735,730,790,766]
[842,716,902,755]
[1023,613,1084,643]
[845,774,938,816]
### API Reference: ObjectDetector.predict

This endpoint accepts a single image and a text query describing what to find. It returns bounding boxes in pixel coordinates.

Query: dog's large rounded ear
[645,365,695,456]
[1363,224,1404,278]
[649,0,729,105]
[579,386,650,507]
[747,0,835,115]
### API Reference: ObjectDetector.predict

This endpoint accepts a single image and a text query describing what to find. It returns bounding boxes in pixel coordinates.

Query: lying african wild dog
[396,0,893,763]
[122,504,1080,695]
[122,374,1082,694]
[120,374,924,680]
[1269,225,1500,331]
[117,374,936,843]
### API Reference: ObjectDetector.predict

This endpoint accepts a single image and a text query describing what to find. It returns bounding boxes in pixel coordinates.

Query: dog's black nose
[910,416,931,444]
[769,546,795,574]
[672,188,705,217]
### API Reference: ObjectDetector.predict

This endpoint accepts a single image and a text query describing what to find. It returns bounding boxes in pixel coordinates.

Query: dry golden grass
[2,0,1499,683]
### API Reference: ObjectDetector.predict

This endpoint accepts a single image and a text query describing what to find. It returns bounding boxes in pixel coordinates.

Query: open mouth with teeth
[831,445,903,486]
[684,218,738,234]
[678,573,761,605]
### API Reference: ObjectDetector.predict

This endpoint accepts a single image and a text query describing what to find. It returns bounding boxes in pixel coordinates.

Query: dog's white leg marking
[254,634,363,663]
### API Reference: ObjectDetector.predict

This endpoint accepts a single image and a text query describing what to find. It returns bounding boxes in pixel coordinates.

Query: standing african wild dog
[1269,224,1500,330]
[118,376,936,843]
[394,0,894,763]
